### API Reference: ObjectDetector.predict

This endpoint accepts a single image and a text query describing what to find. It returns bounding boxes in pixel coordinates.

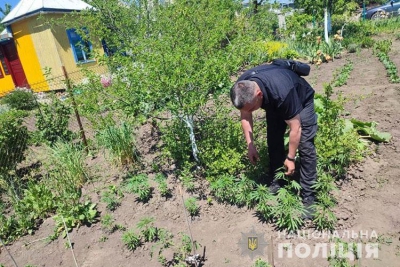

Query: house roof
[1,0,93,25]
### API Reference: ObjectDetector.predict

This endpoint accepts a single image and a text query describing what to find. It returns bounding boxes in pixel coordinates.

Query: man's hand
[284,158,295,175]
[248,142,259,165]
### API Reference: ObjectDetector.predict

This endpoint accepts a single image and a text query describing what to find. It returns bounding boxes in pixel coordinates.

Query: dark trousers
[266,101,317,198]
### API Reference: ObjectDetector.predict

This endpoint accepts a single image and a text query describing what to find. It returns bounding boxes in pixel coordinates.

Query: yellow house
[0,0,107,96]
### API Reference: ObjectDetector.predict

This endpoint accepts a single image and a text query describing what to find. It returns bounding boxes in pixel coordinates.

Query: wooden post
[62,66,88,154]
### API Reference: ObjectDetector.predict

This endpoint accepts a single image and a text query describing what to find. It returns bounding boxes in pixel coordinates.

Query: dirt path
[1,39,400,267]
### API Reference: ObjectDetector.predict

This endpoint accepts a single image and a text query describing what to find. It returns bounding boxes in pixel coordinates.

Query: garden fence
[0,65,108,170]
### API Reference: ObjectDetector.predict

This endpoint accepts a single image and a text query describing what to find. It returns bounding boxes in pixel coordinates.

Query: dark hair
[230,80,256,109]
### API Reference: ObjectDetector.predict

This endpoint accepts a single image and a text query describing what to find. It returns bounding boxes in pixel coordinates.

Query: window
[0,47,9,78]
[66,29,94,63]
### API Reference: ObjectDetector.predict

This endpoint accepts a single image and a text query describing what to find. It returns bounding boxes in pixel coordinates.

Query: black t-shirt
[237,64,315,121]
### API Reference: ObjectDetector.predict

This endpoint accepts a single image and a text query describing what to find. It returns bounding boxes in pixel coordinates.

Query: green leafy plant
[150,228,174,263]
[180,169,196,193]
[99,236,108,242]
[101,185,123,211]
[252,258,272,267]
[328,238,356,267]
[373,39,400,83]
[250,184,277,222]
[184,197,199,217]
[1,88,37,110]
[35,95,73,144]
[271,172,305,231]
[122,230,142,251]
[0,109,28,175]
[17,182,56,220]
[154,173,171,198]
[168,233,201,265]
[101,213,116,233]
[313,170,338,231]
[53,201,99,237]
[236,176,257,207]
[209,175,237,204]
[124,174,152,202]
[137,217,159,242]
[346,43,358,53]
[0,109,29,201]
[346,119,391,142]
[332,60,353,87]
[197,103,247,178]
[315,84,366,178]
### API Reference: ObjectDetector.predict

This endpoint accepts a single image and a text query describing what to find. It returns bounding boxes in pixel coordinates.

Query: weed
[44,141,88,193]
[274,184,305,231]
[395,245,400,256]
[171,233,201,264]
[101,213,116,233]
[376,234,393,248]
[122,230,142,251]
[179,166,196,193]
[150,228,174,261]
[184,197,199,217]
[347,44,358,53]
[328,238,357,267]
[209,175,237,204]
[250,184,276,221]
[252,258,272,267]
[137,217,159,242]
[115,224,127,231]
[236,176,257,207]
[124,174,152,202]
[99,235,108,242]
[101,185,122,211]
[154,173,172,198]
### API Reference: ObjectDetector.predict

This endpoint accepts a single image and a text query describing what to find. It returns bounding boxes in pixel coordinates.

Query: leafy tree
[295,0,359,18]
[0,3,11,32]
[64,0,274,164]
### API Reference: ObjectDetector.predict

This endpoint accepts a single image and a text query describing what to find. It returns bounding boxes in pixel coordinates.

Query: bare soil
[1,37,400,267]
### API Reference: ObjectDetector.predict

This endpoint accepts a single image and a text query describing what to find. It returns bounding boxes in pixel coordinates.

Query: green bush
[1,89,37,110]
[36,96,73,145]
[0,109,29,175]
[197,103,246,178]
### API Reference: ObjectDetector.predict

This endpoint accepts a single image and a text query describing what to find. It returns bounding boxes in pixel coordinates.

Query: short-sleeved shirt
[237,64,315,121]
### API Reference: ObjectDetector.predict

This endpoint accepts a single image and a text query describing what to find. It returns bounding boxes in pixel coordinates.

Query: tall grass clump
[96,122,138,166]
[43,141,98,236]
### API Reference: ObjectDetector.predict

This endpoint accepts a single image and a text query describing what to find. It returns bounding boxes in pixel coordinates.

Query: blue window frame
[66,29,94,63]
